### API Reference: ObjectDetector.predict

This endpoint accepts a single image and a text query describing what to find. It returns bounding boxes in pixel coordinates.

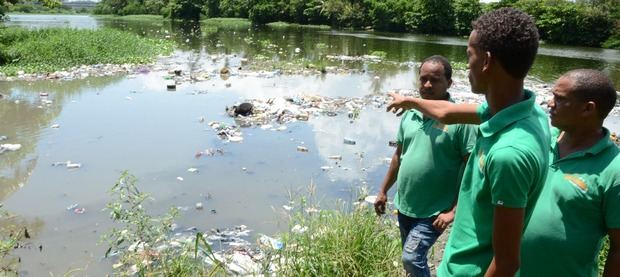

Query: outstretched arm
[386,92,481,124]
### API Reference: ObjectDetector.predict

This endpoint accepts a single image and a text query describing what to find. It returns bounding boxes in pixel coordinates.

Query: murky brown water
[1,14,619,275]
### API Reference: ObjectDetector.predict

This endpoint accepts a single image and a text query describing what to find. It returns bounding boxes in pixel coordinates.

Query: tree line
[62,0,620,48]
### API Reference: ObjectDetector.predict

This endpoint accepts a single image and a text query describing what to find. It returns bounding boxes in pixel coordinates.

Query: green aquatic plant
[0,27,173,76]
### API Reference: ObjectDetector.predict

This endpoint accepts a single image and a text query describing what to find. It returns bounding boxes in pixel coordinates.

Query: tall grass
[0,27,173,75]
[269,193,404,277]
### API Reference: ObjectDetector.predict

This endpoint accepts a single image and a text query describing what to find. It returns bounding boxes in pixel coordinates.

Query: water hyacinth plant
[0,27,173,76]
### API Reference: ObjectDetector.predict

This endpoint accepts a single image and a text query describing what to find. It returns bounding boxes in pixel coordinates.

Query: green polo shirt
[394,107,477,218]
[520,127,620,277]
[438,90,550,276]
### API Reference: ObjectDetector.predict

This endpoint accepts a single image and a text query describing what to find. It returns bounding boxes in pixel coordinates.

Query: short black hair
[563,69,617,119]
[420,55,452,81]
[472,7,539,79]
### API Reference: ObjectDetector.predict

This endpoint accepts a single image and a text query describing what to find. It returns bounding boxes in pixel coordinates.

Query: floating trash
[364,195,378,204]
[51,124,60,128]
[343,138,356,145]
[291,224,308,234]
[177,177,184,181]
[187,168,198,173]
[66,203,79,211]
[195,202,204,210]
[0,144,21,154]
[66,161,81,169]
[166,80,176,90]
[195,148,224,158]
[328,155,342,160]
[257,235,283,250]
[73,208,85,214]
[296,146,308,152]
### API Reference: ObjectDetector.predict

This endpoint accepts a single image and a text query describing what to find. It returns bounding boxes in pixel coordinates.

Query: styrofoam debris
[177,177,184,181]
[187,168,198,173]
[66,161,81,169]
[0,144,21,153]
[364,195,378,204]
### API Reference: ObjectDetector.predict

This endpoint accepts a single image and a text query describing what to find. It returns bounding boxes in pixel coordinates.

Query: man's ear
[583,101,597,117]
[482,51,492,72]
[448,79,453,88]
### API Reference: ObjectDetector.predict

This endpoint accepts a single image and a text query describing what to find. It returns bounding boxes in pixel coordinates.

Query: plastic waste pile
[226,94,393,128]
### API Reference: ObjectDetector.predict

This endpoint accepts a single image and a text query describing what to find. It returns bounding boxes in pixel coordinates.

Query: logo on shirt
[564,174,588,192]
[477,149,485,171]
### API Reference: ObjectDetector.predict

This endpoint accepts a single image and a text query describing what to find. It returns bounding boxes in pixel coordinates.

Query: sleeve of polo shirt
[604,182,620,228]
[454,124,477,157]
[396,111,406,144]
[486,147,536,208]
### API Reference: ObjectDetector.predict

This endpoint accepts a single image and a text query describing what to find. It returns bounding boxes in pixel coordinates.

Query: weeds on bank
[0,207,22,276]
[0,27,173,76]
[265,187,404,277]
[101,171,224,276]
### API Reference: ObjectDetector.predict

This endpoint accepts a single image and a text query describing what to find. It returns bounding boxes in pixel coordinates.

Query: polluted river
[1,14,620,275]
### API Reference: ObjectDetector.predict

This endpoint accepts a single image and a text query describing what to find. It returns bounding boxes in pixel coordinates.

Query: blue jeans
[398,212,442,277]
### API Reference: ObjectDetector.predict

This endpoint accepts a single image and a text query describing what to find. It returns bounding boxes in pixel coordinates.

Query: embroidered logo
[564,174,588,192]
[477,149,485,171]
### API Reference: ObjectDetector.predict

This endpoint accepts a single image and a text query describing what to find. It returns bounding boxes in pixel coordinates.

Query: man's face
[548,77,582,128]
[467,31,486,94]
[418,61,451,100]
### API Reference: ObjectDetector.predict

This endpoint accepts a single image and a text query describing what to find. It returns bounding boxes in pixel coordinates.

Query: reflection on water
[1,14,619,275]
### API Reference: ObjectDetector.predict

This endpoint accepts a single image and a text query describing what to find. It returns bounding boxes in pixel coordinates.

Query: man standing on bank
[520,69,620,277]
[387,8,550,276]
[374,55,477,277]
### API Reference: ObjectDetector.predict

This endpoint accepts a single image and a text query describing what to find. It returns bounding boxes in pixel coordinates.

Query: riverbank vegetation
[90,0,620,49]
[8,0,90,14]
[99,172,402,275]
[0,27,173,75]
[271,198,403,276]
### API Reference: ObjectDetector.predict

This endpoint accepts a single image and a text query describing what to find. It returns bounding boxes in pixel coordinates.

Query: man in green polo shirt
[520,69,620,276]
[386,8,550,276]
[374,55,477,277]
